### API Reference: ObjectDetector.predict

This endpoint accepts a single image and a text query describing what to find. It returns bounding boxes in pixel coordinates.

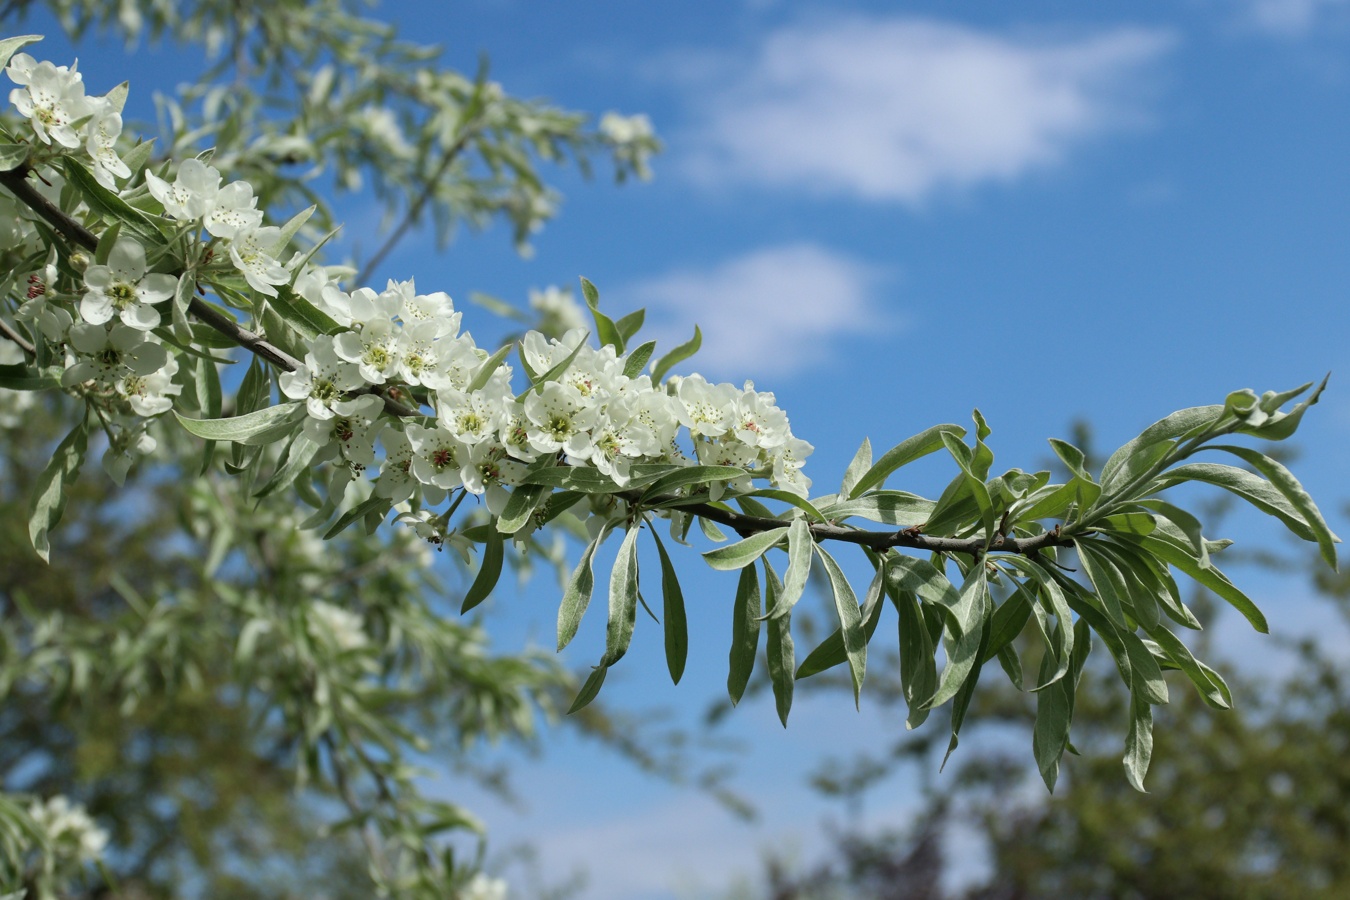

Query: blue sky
[18,0,1350,896]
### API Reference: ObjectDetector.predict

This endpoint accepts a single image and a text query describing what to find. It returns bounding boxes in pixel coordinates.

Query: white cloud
[1240,0,1350,36]
[625,243,889,379]
[673,17,1177,204]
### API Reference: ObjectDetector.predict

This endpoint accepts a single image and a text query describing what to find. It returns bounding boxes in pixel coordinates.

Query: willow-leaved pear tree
[0,10,1340,900]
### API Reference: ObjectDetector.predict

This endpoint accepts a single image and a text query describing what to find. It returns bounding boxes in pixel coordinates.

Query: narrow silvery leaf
[0,35,41,70]
[1099,404,1224,493]
[622,340,657,379]
[820,491,934,527]
[602,526,641,666]
[568,665,608,715]
[496,484,548,534]
[28,419,88,563]
[467,342,513,392]
[795,563,886,679]
[940,615,991,770]
[1206,444,1337,568]
[1155,462,1313,546]
[557,526,611,651]
[768,516,812,620]
[1146,626,1230,709]
[650,528,688,685]
[579,277,623,351]
[814,544,866,706]
[0,143,26,172]
[927,565,988,710]
[175,402,302,444]
[1076,542,1129,630]
[1123,685,1154,792]
[702,526,789,571]
[840,437,872,498]
[888,555,969,636]
[461,527,505,614]
[651,325,701,384]
[727,565,762,705]
[1121,631,1168,705]
[763,562,795,726]
[1130,534,1268,633]
[1033,643,1072,792]
[894,589,938,729]
[323,496,390,540]
[615,309,646,344]
[642,465,746,499]
[852,423,965,498]
[253,435,321,499]
[743,489,827,523]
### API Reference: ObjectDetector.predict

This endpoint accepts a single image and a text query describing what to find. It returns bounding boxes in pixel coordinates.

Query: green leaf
[253,434,321,498]
[763,562,796,726]
[727,565,762,705]
[940,613,992,770]
[323,496,391,540]
[0,365,59,391]
[1146,627,1231,709]
[557,526,611,651]
[602,526,641,666]
[742,489,827,523]
[461,527,505,614]
[814,544,867,706]
[275,205,315,254]
[1123,681,1155,792]
[840,437,872,498]
[0,35,42,71]
[888,555,970,636]
[650,528,688,685]
[515,331,591,400]
[651,325,701,383]
[795,563,887,679]
[1235,375,1326,441]
[894,588,939,729]
[1130,534,1268,633]
[1201,446,1338,568]
[642,464,747,500]
[850,424,966,498]
[702,526,789,571]
[1076,542,1131,630]
[28,418,87,563]
[1100,404,1225,494]
[927,564,988,709]
[62,157,168,244]
[468,342,514,392]
[820,491,934,527]
[176,402,302,445]
[269,284,343,341]
[496,484,548,534]
[567,665,608,715]
[579,277,623,351]
[768,517,813,620]
[622,340,656,379]
[615,308,646,344]
[1155,462,1315,546]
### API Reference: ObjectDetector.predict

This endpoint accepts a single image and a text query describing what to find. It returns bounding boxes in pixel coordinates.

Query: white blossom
[308,600,370,652]
[81,237,178,330]
[228,226,290,296]
[7,54,91,148]
[279,334,365,420]
[84,98,131,188]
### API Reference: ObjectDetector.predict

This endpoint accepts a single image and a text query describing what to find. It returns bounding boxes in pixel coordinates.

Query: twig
[356,122,480,284]
[0,165,419,415]
[0,317,36,356]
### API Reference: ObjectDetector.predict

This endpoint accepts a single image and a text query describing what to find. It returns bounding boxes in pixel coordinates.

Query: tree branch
[0,165,420,416]
[2,165,1077,559]
[647,494,1076,558]
[0,316,35,356]
[356,122,481,284]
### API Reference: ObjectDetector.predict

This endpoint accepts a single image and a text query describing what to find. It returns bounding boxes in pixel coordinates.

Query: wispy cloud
[625,243,890,379]
[670,17,1176,205]
[1239,0,1350,36]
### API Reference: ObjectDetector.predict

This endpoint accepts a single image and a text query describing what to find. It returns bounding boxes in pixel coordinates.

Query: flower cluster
[1,47,813,542]
[28,794,110,864]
